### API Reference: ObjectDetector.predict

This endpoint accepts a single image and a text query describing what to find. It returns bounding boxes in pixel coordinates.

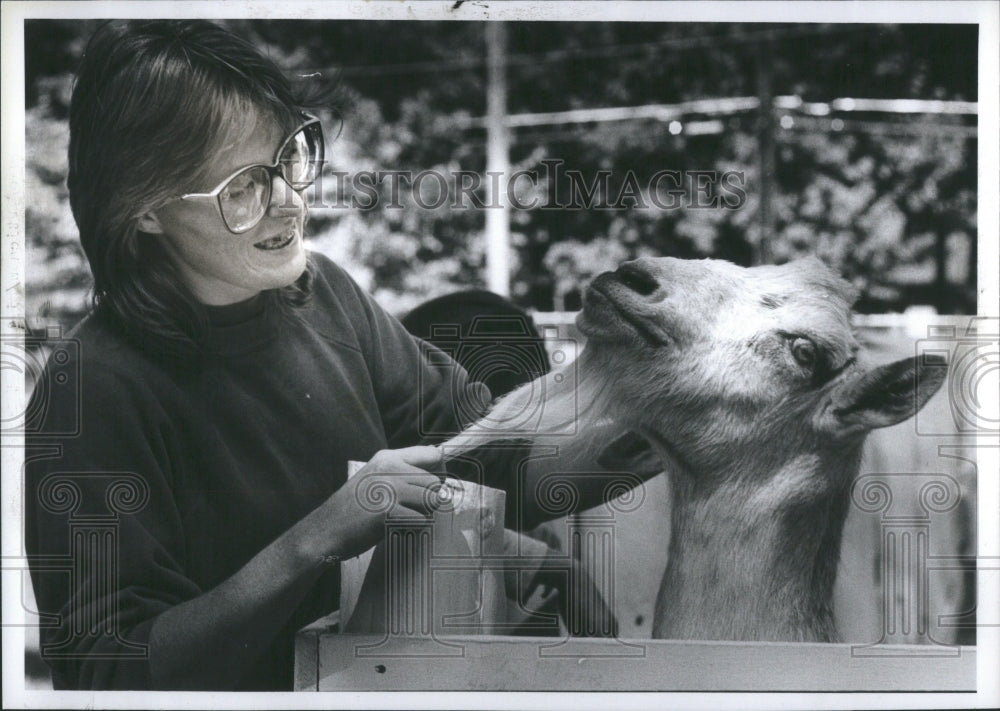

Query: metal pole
[485,21,510,297]
[755,38,775,266]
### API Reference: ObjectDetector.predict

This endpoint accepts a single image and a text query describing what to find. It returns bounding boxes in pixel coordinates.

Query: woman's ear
[136,211,165,234]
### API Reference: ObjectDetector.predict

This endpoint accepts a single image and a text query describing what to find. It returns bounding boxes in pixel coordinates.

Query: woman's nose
[267,173,306,217]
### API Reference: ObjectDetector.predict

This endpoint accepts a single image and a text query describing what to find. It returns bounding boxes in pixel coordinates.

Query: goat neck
[651,437,862,642]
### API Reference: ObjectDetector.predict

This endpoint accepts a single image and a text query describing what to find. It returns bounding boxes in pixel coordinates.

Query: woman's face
[144,111,309,305]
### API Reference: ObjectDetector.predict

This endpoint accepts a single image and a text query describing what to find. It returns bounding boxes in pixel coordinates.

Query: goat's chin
[578,288,671,347]
[577,305,653,346]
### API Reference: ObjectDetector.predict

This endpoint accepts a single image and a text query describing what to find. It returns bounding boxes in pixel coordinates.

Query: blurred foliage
[23,20,977,326]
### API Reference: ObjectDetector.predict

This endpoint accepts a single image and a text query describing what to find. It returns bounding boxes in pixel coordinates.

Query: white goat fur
[442,256,947,642]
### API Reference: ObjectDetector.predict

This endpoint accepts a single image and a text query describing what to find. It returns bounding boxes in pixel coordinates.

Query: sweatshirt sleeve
[25,346,201,689]
[313,254,491,447]
[306,255,530,511]
[370,300,491,447]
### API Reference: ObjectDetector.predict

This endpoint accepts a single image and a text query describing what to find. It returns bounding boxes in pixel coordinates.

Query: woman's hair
[68,20,324,359]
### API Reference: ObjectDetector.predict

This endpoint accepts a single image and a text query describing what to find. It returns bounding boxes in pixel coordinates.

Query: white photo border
[2,2,998,709]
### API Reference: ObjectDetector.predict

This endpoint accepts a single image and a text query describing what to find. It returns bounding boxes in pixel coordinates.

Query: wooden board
[294,632,976,691]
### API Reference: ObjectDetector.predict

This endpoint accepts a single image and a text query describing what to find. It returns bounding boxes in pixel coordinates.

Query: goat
[445,256,947,642]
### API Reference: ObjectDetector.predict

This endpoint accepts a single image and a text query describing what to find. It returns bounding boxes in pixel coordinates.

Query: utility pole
[755,37,776,266]
[485,21,511,297]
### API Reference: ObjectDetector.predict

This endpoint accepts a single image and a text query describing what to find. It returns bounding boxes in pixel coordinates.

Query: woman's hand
[147,445,445,689]
[309,446,447,562]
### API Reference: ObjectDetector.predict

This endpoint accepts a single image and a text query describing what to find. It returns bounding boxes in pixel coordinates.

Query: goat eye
[790,338,817,368]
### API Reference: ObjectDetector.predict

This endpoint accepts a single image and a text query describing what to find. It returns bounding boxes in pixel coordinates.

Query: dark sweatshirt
[25,253,486,690]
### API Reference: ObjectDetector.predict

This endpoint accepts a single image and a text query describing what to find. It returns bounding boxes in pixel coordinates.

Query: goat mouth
[580,283,666,346]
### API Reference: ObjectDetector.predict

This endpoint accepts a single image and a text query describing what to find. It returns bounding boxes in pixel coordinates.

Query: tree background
[24,20,978,326]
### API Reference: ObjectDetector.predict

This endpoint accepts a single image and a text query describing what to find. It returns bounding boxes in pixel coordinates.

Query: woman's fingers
[356,467,445,491]
[385,477,451,516]
[400,479,455,514]
[398,445,445,474]
[348,447,455,522]
[353,470,447,515]
[367,446,445,477]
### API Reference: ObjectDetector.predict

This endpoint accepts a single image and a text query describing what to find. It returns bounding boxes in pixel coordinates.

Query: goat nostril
[617,264,659,296]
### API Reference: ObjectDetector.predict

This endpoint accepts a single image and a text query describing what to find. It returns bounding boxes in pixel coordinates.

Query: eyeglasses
[176,114,324,234]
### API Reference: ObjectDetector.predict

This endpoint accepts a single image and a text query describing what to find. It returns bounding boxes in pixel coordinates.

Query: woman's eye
[790,337,817,368]
[221,176,255,202]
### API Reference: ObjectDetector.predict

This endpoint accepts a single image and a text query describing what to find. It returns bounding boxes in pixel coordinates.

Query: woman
[25,19,491,690]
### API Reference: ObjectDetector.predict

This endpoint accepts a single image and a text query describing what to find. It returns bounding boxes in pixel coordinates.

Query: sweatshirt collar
[200,293,281,355]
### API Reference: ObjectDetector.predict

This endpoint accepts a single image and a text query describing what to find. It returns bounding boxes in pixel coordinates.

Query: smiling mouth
[254,227,297,251]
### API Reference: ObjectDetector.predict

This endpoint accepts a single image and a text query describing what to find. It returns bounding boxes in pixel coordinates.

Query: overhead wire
[509,115,977,145]
[306,25,975,141]
[324,24,877,78]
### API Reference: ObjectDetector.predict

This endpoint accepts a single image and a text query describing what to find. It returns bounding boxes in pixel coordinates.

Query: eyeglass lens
[218,122,322,232]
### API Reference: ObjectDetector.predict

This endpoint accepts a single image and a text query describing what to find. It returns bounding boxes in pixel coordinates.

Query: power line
[504,23,861,67]
[326,24,872,78]
[457,95,977,131]
[774,96,978,116]
[459,97,760,129]
[509,115,976,145]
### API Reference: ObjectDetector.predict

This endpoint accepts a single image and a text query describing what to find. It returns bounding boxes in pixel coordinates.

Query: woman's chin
[254,232,307,286]
[269,243,308,288]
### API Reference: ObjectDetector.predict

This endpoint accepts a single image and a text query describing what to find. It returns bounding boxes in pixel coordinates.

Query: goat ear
[824,355,947,435]
[596,430,664,478]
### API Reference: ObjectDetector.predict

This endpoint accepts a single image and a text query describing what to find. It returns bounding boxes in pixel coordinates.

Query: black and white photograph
[2,1,998,708]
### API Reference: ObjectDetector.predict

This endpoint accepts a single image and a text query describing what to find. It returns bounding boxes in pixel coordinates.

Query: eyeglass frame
[172,113,325,234]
